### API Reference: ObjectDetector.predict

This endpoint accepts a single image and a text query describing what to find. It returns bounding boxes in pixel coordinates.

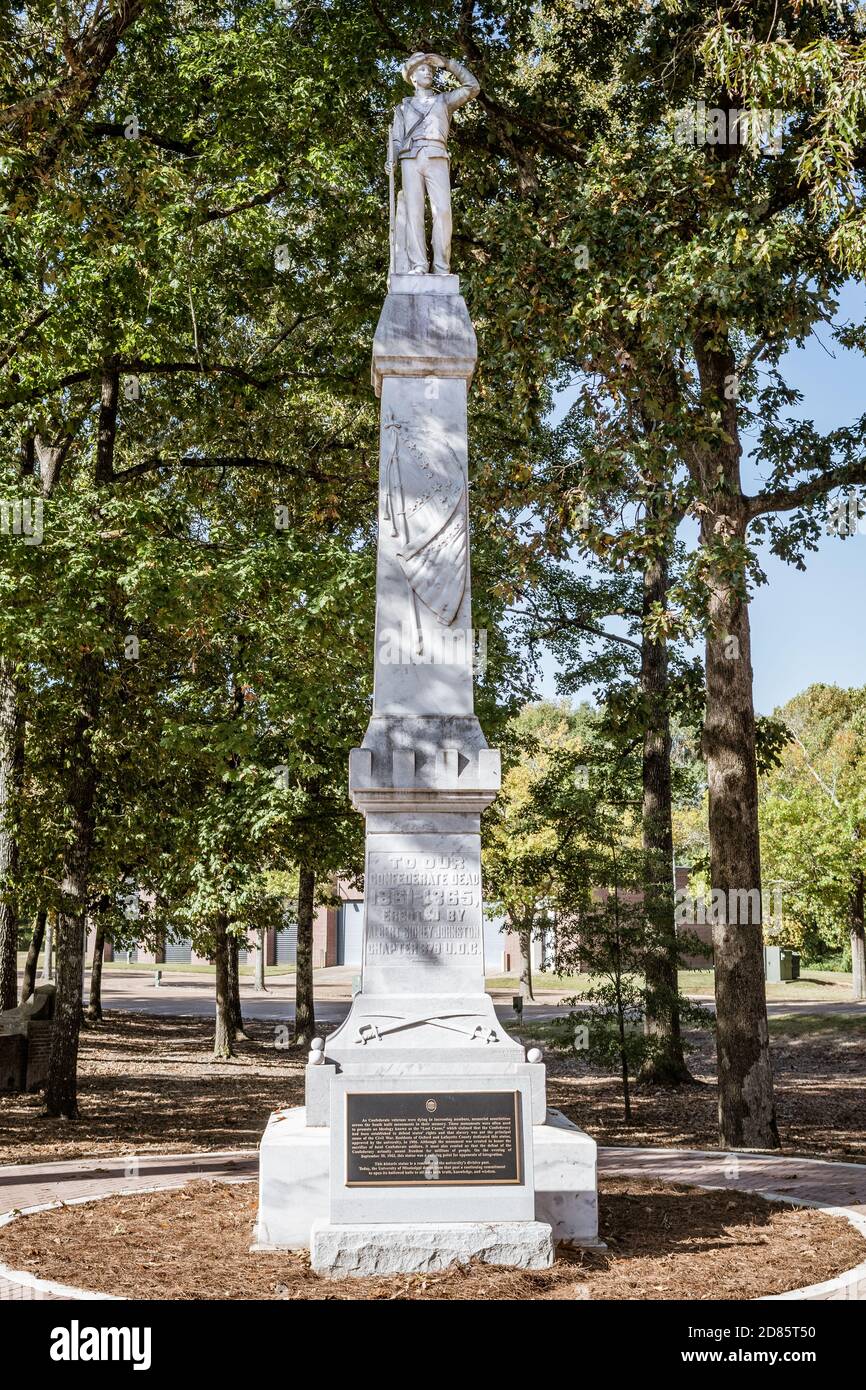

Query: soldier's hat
[401,52,433,83]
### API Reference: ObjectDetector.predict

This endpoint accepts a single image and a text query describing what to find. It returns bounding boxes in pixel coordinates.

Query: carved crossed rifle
[355,1012,499,1045]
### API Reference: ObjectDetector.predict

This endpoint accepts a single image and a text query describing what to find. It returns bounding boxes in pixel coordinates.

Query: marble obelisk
[254,55,599,1277]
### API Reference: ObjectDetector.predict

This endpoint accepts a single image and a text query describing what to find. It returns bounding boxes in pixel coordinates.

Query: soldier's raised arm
[429,54,480,113]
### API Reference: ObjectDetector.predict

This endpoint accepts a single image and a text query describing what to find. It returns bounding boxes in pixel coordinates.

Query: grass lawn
[488,968,856,1002]
[15,952,294,977]
[683,968,855,1002]
[768,1011,866,1038]
[485,973,593,993]
[513,1009,866,1048]
[15,955,856,1000]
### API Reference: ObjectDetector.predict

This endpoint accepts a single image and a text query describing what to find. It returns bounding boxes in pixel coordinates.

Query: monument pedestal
[255,1105,599,1260]
[254,273,599,1276]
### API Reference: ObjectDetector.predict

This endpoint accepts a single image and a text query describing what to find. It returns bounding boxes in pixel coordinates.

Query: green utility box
[764,946,801,982]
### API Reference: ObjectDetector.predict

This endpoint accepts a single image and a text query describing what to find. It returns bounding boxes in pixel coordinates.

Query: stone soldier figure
[388,52,480,275]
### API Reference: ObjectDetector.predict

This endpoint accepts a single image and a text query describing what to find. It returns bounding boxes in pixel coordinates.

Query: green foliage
[759,683,866,961]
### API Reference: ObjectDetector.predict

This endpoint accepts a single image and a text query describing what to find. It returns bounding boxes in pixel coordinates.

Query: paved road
[85,974,866,1026]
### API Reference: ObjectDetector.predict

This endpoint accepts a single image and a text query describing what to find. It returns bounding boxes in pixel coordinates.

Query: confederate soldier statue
[387,52,480,276]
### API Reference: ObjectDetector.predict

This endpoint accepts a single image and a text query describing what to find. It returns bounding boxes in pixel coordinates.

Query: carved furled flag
[383,422,468,647]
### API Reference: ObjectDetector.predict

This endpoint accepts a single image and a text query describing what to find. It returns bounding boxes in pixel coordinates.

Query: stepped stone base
[253,1104,600,1252]
[310,1218,554,1278]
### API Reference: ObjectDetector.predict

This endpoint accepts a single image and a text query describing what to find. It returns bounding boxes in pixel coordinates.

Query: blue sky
[538,281,866,715]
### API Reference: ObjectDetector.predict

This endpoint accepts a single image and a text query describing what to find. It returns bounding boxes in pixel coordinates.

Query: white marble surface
[360,831,484,995]
[328,1074,535,1225]
[311,1218,553,1278]
[304,1060,335,1127]
[371,376,475,715]
[372,289,476,396]
[533,1109,600,1246]
[257,1105,600,1251]
[255,261,599,1268]
[389,273,459,295]
[253,1108,329,1250]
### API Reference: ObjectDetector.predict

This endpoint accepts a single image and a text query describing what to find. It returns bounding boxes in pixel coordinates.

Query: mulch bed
[0,1176,861,1301]
[0,1011,863,1166]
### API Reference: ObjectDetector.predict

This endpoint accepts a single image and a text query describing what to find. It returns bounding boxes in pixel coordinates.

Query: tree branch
[95,361,119,484]
[747,457,866,519]
[506,606,642,653]
[0,359,288,408]
[82,121,198,157]
[0,307,52,370]
[4,1,146,205]
[790,733,842,811]
[112,455,310,482]
[194,180,287,226]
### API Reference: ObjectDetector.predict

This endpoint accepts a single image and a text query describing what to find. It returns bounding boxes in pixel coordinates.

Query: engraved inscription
[345,1091,523,1186]
[365,848,481,960]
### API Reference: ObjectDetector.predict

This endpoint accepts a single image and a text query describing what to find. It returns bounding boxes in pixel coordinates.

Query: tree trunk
[44,656,100,1118]
[213,913,234,1059]
[611,876,631,1124]
[518,910,535,1001]
[0,658,24,1011]
[294,866,316,1049]
[86,919,106,1022]
[702,531,779,1149]
[20,909,46,1002]
[42,911,54,980]
[638,538,692,1084]
[254,927,267,992]
[618,997,632,1124]
[850,868,866,1002]
[694,331,778,1150]
[6,435,70,1011]
[95,363,120,484]
[227,932,247,1040]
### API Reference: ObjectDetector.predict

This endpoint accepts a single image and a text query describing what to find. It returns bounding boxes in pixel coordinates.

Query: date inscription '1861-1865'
[345,1090,523,1187]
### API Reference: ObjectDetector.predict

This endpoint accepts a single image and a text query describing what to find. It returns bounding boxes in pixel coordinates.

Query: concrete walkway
[2,1144,865,1300]
[27,968,865,1025]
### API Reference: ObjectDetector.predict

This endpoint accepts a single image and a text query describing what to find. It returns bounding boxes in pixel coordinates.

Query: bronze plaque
[345,1090,523,1186]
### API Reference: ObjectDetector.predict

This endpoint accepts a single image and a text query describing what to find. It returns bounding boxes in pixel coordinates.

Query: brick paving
[2,1144,864,1299]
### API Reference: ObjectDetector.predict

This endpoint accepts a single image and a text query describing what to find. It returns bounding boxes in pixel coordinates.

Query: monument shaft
[254,60,599,1274]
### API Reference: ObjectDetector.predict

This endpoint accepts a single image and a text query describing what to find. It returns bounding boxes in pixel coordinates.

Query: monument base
[253,1104,600,1254]
[310,1218,554,1278]
[251,258,605,1281]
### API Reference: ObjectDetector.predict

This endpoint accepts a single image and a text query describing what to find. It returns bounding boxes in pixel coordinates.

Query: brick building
[88,872,706,975]
[88,878,548,977]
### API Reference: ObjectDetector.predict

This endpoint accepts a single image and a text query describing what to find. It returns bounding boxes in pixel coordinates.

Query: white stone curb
[754,1197,866,1301]
[600,1146,866,1301]
[2,1147,865,1301]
